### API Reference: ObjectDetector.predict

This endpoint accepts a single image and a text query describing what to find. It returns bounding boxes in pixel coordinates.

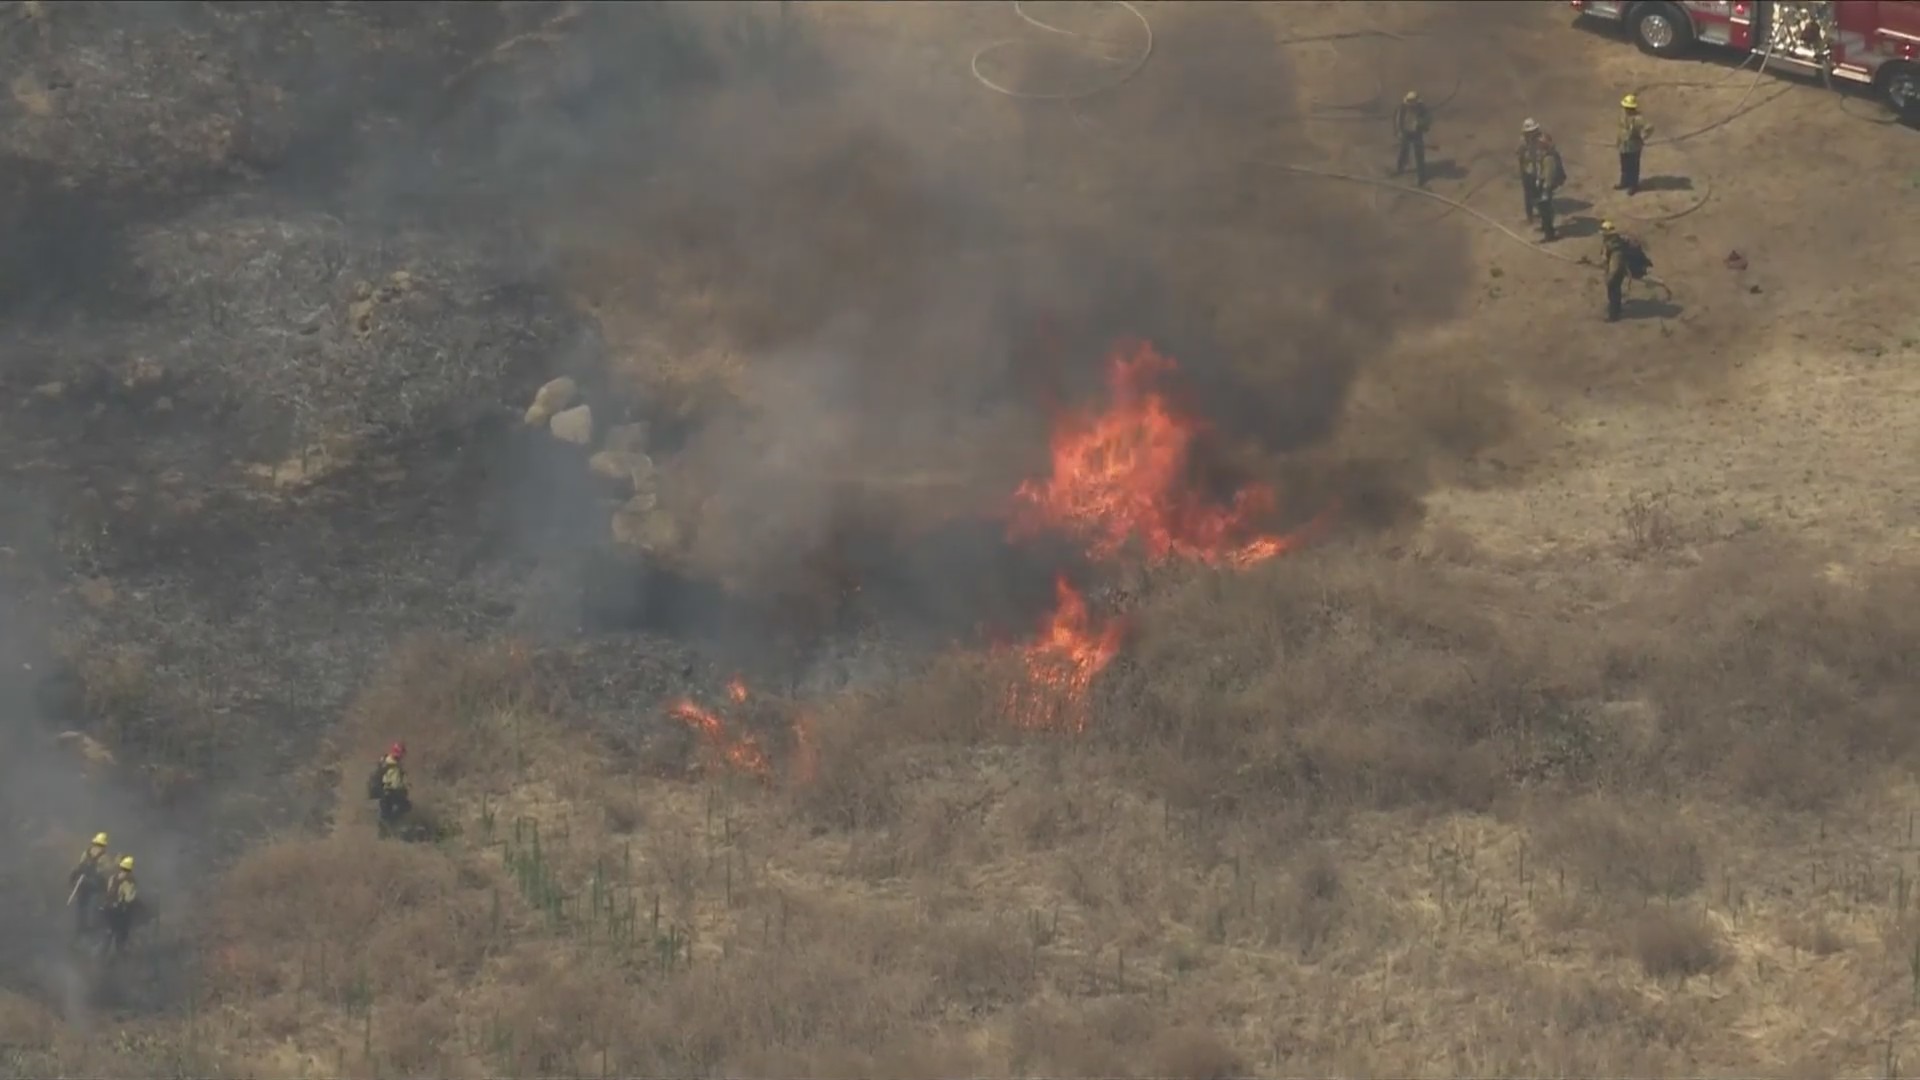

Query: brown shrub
[1534,795,1707,900]
[1624,906,1728,979]
[999,780,1097,850]
[1779,916,1847,957]
[0,991,56,1049]
[617,944,936,1072]
[603,790,645,834]
[48,533,1920,1077]
[849,793,966,882]
[1008,1000,1155,1077]
[372,998,465,1078]
[205,835,491,1005]
[1080,540,1920,822]
[476,954,639,1077]
[1617,487,1687,558]
[63,642,227,773]
[786,694,909,831]
[1008,999,1242,1079]
[1530,976,1686,1043]
[1143,1024,1250,1080]
[1100,550,1586,817]
[1628,540,1920,809]
[778,1034,990,1080]
[922,917,1038,1008]
[1236,842,1347,960]
[343,635,557,794]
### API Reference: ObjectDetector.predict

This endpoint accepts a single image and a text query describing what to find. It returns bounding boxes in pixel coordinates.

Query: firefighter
[1598,219,1652,322]
[1391,90,1432,187]
[369,741,411,837]
[100,855,138,954]
[67,832,110,937]
[1616,94,1654,195]
[1516,118,1567,242]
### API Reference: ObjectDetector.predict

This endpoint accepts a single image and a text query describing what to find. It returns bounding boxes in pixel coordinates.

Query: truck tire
[1878,62,1920,124]
[1631,2,1695,58]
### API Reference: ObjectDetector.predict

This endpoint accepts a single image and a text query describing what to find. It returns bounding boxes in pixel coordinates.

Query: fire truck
[1568,1,1920,118]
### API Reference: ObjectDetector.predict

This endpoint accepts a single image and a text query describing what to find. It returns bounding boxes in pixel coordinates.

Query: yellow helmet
[118,856,134,871]
[1403,90,1419,103]
[1621,94,1639,109]
[91,833,108,848]
[1600,219,1617,233]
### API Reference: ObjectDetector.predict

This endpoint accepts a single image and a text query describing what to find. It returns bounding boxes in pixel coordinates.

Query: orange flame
[668,677,813,782]
[668,697,772,777]
[1004,575,1125,733]
[1008,340,1321,569]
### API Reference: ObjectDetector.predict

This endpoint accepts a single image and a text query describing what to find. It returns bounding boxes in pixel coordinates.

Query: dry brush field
[2,1,1918,1077]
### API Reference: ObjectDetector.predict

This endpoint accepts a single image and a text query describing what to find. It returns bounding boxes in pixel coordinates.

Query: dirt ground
[3,1,1919,1077]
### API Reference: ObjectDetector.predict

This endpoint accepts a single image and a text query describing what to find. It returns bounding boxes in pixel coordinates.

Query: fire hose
[968,0,1154,101]
[965,3,1581,267]
[1560,34,1794,226]
[965,2,1737,295]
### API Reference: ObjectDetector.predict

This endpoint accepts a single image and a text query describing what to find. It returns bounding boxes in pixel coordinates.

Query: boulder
[523,376,579,427]
[587,450,656,492]
[549,404,594,446]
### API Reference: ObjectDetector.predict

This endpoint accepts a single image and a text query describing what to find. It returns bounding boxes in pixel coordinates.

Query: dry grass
[1622,905,1729,980]
[21,530,1920,1078]
[11,2,1920,1076]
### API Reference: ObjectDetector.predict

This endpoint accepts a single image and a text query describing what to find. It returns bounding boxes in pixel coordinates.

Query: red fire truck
[1568,1,1920,117]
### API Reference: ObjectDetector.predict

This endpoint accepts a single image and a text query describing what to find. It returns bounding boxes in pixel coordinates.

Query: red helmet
[388,741,406,759]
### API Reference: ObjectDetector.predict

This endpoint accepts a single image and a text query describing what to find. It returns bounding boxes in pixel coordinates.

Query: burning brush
[998,574,1126,734]
[997,338,1336,732]
[668,677,815,783]
[1008,339,1330,569]
[672,337,1337,767]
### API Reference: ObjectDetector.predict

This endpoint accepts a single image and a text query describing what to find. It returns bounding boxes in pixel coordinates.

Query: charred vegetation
[1,1,1917,1075]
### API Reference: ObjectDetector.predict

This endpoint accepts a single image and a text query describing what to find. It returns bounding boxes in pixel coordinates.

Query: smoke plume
[515,1,1482,634]
[0,0,1514,1020]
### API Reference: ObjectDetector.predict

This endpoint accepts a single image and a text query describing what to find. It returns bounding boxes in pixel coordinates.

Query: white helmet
[1521,117,1541,134]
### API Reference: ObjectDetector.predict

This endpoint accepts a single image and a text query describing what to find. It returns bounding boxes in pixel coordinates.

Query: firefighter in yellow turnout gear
[369,741,412,838]
[67,833,110,937]
[1616,94,1654,195]
[1516,118,1567,242]
[101,855,139,954]
[1599,220,1653,322]
[1392,90,1433,187]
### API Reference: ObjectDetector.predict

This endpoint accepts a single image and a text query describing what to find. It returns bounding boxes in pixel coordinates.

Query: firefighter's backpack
[1624,241,1652,279]
[366,762,384,801]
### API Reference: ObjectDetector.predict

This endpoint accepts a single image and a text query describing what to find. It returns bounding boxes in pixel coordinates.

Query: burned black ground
[0,0,839,1020]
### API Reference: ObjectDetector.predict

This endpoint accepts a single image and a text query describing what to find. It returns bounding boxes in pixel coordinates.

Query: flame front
[669,677,815,782]
[668,698,773,777]
[1004,575,1125,733]
[997,338,1339,733]
[1008,339,1315,569]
